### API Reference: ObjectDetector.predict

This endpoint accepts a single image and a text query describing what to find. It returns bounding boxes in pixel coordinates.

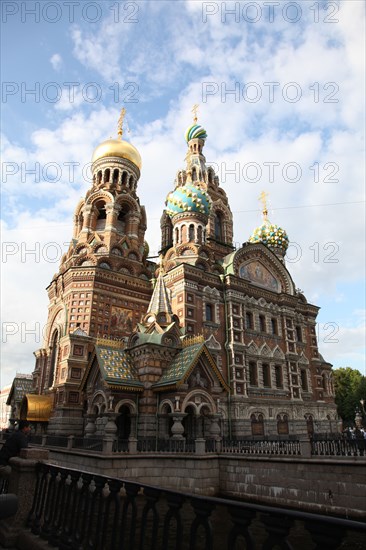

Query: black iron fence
[3,432,365,458]
[312,438,365,457]
[26,462,365,550]
[221,439,301,455]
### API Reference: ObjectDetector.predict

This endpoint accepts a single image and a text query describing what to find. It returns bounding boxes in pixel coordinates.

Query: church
[28,109,338,441]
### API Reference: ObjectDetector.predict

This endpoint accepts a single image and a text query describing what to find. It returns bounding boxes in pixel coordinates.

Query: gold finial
[259,191,269,221]
[192,104,199,124]
[158,254,164,275]
[117,107,126,139]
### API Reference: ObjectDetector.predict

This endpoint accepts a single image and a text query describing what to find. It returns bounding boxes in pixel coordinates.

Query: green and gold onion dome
[249,221,289,255]
[165,183,211,218]
[184,124,207,143]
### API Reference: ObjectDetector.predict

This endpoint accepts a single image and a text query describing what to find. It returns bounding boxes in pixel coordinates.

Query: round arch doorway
[116,405,131,440]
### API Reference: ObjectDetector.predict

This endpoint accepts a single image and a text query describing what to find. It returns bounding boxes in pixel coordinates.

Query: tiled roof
[147,272,173,316]
[95,345,143,390]
[153,342,204,388]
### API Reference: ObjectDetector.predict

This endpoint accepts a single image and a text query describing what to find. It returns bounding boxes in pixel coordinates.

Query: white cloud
[50,53,63,71]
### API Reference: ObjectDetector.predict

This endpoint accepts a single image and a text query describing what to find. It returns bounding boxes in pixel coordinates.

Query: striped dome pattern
[184,124,207,143]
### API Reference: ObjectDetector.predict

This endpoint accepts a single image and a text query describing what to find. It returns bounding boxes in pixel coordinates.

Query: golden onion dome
[91,138,142,170]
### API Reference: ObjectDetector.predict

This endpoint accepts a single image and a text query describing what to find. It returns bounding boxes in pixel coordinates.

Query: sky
[1,0,365,389]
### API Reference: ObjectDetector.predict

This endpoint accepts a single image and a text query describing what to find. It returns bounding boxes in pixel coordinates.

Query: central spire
[147,270,173,317]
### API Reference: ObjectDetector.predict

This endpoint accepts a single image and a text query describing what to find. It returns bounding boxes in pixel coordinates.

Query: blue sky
[1,0,365,388]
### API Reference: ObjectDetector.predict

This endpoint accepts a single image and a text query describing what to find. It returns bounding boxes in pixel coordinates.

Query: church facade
[30,111,338,440]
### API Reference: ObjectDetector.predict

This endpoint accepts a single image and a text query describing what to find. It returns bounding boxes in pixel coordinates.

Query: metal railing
[221,439,301,455]
[26,462,366,550]
[312,438,365,457]
[14,432,366,458]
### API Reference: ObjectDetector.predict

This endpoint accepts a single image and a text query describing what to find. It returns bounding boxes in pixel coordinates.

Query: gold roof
[21,394,53,422]
[91,138,142,170]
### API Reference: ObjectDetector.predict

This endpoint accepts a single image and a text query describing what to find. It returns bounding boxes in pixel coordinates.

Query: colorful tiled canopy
[153,342,229,391]
[95,345,143,390]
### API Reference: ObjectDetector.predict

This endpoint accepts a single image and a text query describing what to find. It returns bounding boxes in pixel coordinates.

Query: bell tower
[160,107,234,271]
[32,110,154,435]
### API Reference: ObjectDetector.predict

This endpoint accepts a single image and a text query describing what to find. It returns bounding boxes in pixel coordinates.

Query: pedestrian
[0,421,31,479]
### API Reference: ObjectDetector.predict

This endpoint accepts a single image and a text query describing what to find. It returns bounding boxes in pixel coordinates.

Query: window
[214,212,223,240]
[205,304,213,322]
[277,414,289,435]
[249,362,257,386]
[275,365,283,388]
[245,311,253,329]
[271,318,278,335]
[251,414,264,436]
[259,315,266,332]
[296,326,302,342]
[262,363,271,387]
[301,369,308,391]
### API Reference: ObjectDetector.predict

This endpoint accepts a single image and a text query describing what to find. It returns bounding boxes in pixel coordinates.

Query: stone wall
[47,448,366,519]
[219,456,366,520]
[48,450,221,495]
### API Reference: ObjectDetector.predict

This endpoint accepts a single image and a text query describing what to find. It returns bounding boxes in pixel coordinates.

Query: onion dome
[249,222,289,256]
[91,138,142,170]
[165,183,211,218]
[184,124,207,143]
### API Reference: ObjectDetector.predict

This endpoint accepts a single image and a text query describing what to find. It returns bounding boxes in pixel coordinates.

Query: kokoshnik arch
[26,108,337,440]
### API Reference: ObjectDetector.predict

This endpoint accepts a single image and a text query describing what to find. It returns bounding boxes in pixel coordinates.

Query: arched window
[104,169,110,183]
[262,363,271,387]
[305,414,314,437]
[117,204,130,234]
[301,369,308,391]
[214,212,223,241]
[189,224,195,242]
[95,201,107,231]
[48,330,59,388]
[251,413,264,436]
[249,362,257,386]
[183,405,196,440]
[205,303,213,322]
[113,169,119,185]
[245,312,253,329]
[116,405,131,439]
[197,225,203,243]
[277,414,289,435]
[275,365,283,388]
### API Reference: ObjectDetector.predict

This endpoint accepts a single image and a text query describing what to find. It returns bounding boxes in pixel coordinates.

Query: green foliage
[333,367,366,422]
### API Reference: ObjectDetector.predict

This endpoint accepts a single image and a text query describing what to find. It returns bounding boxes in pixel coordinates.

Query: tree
[333,367,366,423]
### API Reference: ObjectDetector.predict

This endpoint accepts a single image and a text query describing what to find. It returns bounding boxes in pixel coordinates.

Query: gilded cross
[259,191,269,220]
[192,104,199,123]
[117,107,126,138]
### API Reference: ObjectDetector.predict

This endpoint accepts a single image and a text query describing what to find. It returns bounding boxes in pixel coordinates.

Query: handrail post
[0,448,49,547]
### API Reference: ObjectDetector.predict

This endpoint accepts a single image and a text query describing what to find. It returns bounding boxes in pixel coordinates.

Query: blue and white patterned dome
[165,183,211,218]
